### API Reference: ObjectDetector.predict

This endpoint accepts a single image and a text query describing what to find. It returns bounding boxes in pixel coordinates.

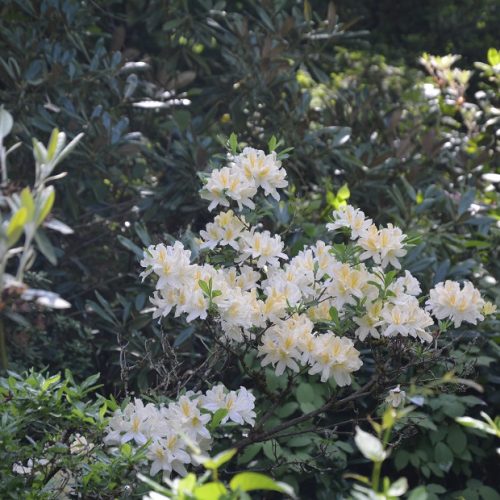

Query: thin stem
[0,319,8,370]
[0,142,7,185]
[16,231,34,282]
[371,460,382,493]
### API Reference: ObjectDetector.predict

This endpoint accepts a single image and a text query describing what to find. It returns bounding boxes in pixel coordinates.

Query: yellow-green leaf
[194,481,227,500]
[487,48,500,66]
[200,448,237,470]
[230,472,296,498]
[20,187,35,220]
[36,186,55,226]
[177,473,197,494]
[47,128,60,161]
[6,206,27,246]
[337,183,350,201]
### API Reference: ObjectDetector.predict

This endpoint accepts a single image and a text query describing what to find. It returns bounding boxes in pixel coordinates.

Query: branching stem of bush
[234,378,376,450]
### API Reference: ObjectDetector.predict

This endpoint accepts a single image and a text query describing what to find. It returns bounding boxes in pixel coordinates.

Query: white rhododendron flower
[238,230,288,268]
[12,458,49,476]
[200,210,246,250]
[259,322,303,376]
[426,280,485,327]
[235,147,288,200]
[147,433,191,477]
[327,205,372,239]
[386,385,406,408]
[70,434,94,455]
[200,166,257,212]
[482,301,497,316]
[308,332,363,385]
[354,300,383,341]
[200,147,288,212]
[104,385,255,479]
[201,385,256,426]
[354,426,387,462]
[358,223,407,269]
[12,459,34,475]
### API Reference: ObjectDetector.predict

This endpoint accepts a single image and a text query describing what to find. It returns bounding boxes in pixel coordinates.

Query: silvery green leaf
[124,73,139,99]
[21,288,71,309]
[0,106,13,139]
[47,129,66,162]
[53,132,84,166]
[43,218,73,234]
[34,229,57,265]
[32,138,48,164]
[6,141,21,156]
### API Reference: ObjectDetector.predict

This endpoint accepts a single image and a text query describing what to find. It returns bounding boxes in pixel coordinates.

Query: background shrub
[0,0,498,497]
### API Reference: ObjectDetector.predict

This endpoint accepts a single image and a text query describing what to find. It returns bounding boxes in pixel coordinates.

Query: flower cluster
[103,385,255,478]
[426,280,485,328]
[200,147,287,211]
[141,144,491,390]
[327,205,407,269]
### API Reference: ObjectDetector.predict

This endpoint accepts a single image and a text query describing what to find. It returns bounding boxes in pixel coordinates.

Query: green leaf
[229,133,238,154]
[178,473,196,491]
[174,325,195,347]
[446,425,467,454]
[137,473,171,495]
[487,48,500,66]
[329,306,339,324]
[46,128,61,161]
[194,482,227,500]
[20,187,35,221]
[287,435,313,448]
[200,448,237,470]
[296,382,316,405]
[434,442,453,467]
[237,443,262,465]
[0,106,13,139]
[263,440,283,460]
[275,402,298,418]
[86,300,118,325]
[268,135,277,152]
[198,279,210,296]
[55,132,84,165]
[209,408,229,431]
[34,229,57,265]
[394,450,410,471]
[230,472,296,497]
[458,188,475,216]
[408,486,429,500]
[117,235,143,257]
[479,485,500,500]
[36,186,55,226]
[6,207,27,246]
[337,183,350,201]
[41,374,61,391]
[121,443,132,458]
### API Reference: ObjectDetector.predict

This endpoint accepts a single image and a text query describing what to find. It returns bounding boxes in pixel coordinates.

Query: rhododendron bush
[113,139,495,490]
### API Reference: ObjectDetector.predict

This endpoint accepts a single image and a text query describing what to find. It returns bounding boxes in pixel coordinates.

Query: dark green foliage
[0,0,498,497]
[334,0,499,65]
